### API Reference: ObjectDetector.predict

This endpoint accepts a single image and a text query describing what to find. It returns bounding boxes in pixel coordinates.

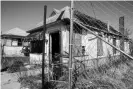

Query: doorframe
[48,30,62,64]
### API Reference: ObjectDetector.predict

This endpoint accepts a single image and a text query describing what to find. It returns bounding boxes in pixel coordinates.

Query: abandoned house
[1,27,29,56]
[25,6,130,67]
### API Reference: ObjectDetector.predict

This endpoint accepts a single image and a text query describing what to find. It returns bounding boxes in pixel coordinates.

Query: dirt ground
[1,67,42,89]
[1,72,21,89]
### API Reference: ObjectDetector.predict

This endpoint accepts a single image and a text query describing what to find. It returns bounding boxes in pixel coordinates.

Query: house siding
[3,46,24,56]
[62,27,69,55]
[82,32,97,59]
[29,24,130,66]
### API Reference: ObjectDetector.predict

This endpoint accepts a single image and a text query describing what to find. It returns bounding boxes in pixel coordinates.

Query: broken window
[18,39,22,46]
[12,39,18,46]
[97,33,103,56]
[73,33,82,56]
[113,38,116,54]
[30,40,43,53]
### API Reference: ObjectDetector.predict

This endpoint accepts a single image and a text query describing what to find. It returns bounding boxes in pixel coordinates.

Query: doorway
[51,31,61,62]
[50,31,62,80]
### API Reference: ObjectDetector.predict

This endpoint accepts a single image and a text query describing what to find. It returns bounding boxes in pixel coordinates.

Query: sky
[1,1,133,38]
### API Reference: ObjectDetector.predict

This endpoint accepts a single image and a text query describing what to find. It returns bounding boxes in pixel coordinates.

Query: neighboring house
[25,6,130,66]
[1,27,29,56]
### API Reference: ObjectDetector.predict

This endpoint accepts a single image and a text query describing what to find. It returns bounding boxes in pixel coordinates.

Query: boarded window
[6,39,12,46]
[18,39,22,46]
[113,38,116,54]
[23,42,29,46]
[73,33,82,56]
[97,34,103,56]
[31,40,43,53]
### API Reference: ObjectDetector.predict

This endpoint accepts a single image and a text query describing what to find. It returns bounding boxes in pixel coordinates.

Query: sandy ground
[1,72,21,89]
[1,68,41,89]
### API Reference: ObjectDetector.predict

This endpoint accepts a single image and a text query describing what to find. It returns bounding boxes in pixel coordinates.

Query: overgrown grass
[17,56,133,89]
[18,72,56,89]
[1,56,29,72]
[7,60,28,73]
[17,45,133,89]
[55,59,133,89]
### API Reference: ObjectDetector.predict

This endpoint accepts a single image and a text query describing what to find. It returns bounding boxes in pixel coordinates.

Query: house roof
[31,6,70,30]
[27,6,120,35]
[2,27,29,37]
[26,6,127,41]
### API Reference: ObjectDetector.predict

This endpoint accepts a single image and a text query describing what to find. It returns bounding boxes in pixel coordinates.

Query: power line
[113,1,133,14]
[93,2,114,18]
[76,1,133,33]
[75,1,131,37]
[74,1,131,58]
[90,1,97,19]
[77,2,109,33]
[106,1,133,28]
[74,1,131,56]
[75,2,100,28]
[74,19,133,60]
[98,2,118,18]
[93,2,121,29]
[76,1,118,34]
[106,1,127,17]
[91,2,119,29]
[124,0,133,7]
[85,2,118,31]
[75,15,129,51]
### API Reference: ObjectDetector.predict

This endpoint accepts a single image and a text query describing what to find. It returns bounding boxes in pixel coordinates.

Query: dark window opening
[50,31,61,80]
[82,46,85,55]
[113,38,116,54]
[11,39,18,46]
[18,39,22,46]
[97,34,103,56]
[51,31,60,62]
[31,40,43,53]
[73,33,82,56]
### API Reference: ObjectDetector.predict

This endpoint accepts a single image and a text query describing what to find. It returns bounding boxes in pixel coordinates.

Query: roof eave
[1,34,26,39]
[27,20,64,33]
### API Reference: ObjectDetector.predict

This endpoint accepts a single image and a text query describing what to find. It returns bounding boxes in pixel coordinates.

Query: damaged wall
[3,46,24,56]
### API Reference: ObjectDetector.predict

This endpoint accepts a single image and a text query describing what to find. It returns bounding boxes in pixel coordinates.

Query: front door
[49,31,62,80]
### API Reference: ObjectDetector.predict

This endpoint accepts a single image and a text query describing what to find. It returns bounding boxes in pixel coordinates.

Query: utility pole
[42,5,47,89]
[68,0,74,89]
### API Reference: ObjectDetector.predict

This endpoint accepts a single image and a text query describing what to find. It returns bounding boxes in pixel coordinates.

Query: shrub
[18,73,56,89]
[1,57,29,72]
[7,60,25,73]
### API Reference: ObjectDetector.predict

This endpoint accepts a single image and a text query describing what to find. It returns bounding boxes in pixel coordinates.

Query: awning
[24,31,43,41]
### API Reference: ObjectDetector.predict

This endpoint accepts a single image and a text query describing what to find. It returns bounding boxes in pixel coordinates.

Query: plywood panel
[62,29,69,55]
[82,33,97,59]
[4,46,23,56]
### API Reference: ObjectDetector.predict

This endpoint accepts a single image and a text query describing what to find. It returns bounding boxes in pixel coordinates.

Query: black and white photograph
[1,0,133,89]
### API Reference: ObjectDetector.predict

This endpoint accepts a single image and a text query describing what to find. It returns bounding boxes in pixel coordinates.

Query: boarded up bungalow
[25,6,130,67]
[1,27,29,56]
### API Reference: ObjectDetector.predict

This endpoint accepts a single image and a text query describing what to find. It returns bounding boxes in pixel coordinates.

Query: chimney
[119,16,125,51]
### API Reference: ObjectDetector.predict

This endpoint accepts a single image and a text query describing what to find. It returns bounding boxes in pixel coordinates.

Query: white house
[1,27,29,56]
[25,6,130,67]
